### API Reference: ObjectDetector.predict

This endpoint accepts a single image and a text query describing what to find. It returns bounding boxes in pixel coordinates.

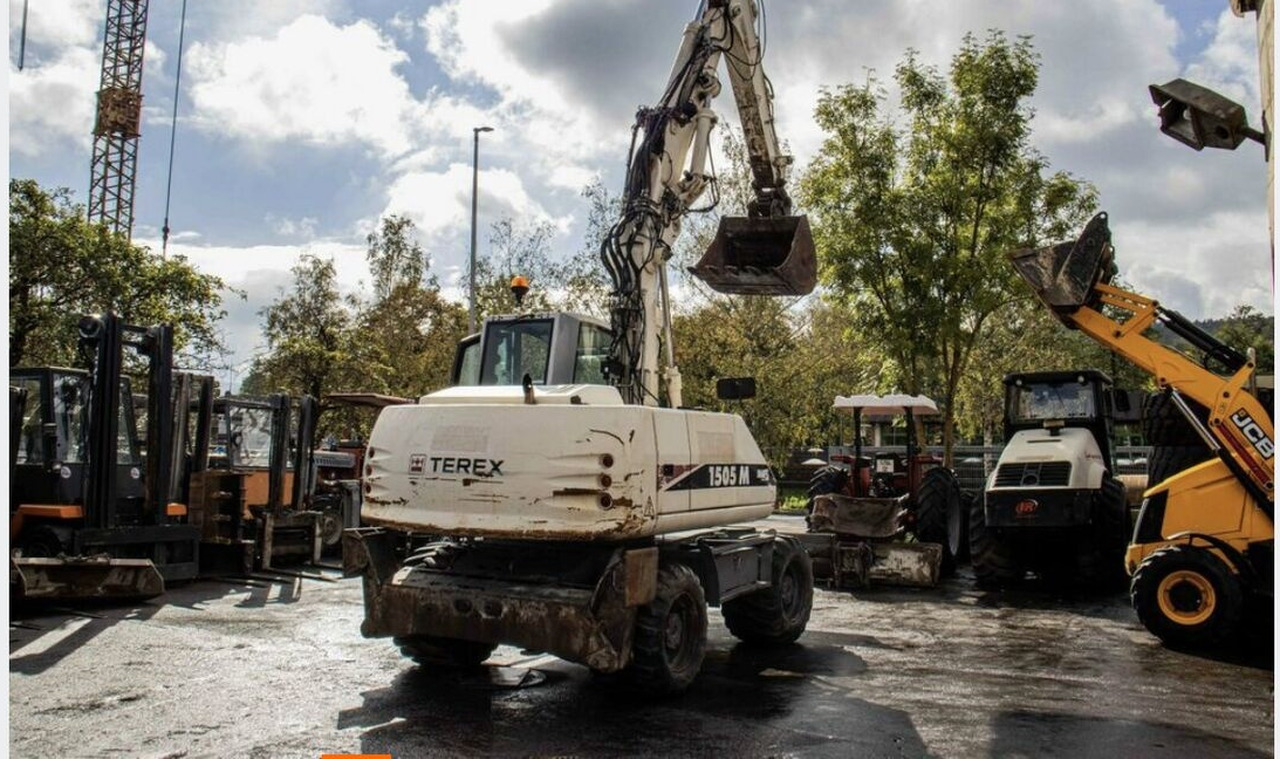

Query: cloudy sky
[8,0,1273,383]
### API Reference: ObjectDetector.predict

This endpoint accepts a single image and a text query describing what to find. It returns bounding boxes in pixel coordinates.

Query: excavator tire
[722,537,813,645]
[914,468,965,576]
[394,635,497,668]
[1131,545,1243,650]
[627,562,707,695]
[969,493,1022,588]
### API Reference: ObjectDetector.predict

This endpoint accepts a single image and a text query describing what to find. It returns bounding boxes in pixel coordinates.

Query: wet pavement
[9,518,1275,758]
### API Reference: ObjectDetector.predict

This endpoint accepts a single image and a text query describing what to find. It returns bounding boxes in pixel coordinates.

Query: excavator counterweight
[691,215,817,295]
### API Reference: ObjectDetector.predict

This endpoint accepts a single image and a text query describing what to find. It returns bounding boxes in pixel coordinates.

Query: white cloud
[8,0,99,52]
[8,47,99,157]
[1182,7,1264,108]
[185,15,422,156]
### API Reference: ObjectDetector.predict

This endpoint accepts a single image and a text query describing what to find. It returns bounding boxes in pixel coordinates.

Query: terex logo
[1231,410,1275,460]
[412,454,505,477]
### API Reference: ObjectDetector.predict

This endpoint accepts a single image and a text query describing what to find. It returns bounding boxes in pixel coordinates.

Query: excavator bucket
[689,215,817,296]
[11,556,165,602]
[1008,212,1116,320]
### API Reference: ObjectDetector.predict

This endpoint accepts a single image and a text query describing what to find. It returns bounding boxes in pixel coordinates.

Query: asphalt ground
[8,516,1275,758]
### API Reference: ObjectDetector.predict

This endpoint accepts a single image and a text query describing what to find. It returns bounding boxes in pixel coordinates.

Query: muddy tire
[627,563,707,695]
[15,525,66,558]
[1130,545,1243,650]
[914,468,965,576]
[393,635,496,668]
[1147,445,1214,486]
[969,493,1021,588]
[723,538,813,645]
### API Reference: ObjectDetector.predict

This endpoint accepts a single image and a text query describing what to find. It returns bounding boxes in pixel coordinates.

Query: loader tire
[1147,445,1214,487]
[1142,392,1209,447]
[15,525,66,558]
[914,468,965,576]
[627,562,707,695]
[394,635,496,668]
[723,537,813,645]
[969,493,1021,588]
[1131,545,1243,650]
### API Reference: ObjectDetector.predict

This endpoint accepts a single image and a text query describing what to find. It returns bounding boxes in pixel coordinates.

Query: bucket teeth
[1008,211,1116,320]
[689,215,818,296]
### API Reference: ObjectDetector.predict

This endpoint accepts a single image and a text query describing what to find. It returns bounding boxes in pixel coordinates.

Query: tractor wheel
[393,635,497,668]
[969,493,1022,588]
[627,562,707,695]
[1147,445,1214,487]
[723,537,813,645]
[1075,476,1130,589]
[1142,392,1209,447]
[16,525,66,558]
[914,468,965,576]
[806,466,849,512]
[1130,545,1244,650]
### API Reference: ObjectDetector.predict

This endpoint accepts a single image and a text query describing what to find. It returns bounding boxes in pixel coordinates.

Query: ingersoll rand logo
[1014,499,1039,517]
[1231,410,1274,460]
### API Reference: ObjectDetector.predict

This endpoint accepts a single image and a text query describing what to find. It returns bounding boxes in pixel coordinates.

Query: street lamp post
[470,126,494,333]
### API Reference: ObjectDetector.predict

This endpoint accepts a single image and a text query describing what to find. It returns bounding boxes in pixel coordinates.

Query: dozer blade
[689,215,817,296]
[1008,211,1116,320]
[11,556,165,602]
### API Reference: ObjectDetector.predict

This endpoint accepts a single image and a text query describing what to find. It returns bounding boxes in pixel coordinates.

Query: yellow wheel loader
[1010,212,1272,649]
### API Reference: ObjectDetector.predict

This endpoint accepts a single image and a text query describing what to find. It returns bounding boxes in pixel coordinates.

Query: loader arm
[1010,212,1274,511]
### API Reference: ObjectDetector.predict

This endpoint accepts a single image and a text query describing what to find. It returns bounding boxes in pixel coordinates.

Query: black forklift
[10,315,205,600]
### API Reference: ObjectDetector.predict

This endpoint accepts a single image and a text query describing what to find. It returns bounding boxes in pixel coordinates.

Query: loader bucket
[689,215,817,296]
[11,556,165,602]
[1008,211,1116,320]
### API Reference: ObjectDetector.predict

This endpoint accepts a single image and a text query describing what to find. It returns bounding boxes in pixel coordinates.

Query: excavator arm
[1010,212,1274,510]
[601,0,815,408]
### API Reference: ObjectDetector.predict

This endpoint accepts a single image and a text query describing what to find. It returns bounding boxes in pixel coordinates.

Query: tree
[355,215,468,398]
[244,255,359,402]
[1215,304,1274,374]
[9,178,229,368]
[799,32,1098,464]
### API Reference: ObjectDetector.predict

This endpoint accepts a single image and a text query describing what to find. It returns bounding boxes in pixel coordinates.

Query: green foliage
[1212,305,1273,374]
[9,178,230,369]
[798,32,1097,462]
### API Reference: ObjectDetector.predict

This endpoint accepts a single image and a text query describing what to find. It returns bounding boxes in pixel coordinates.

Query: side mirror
[1149,79,1265,151]
[716,377,757,401]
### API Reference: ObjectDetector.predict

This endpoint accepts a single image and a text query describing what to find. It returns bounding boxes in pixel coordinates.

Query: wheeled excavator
[344,0,817,694]
[1010,212,1272,648]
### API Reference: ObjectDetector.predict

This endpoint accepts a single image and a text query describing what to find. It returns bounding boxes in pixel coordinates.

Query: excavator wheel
[914,468,965,576]
[1130,545,1244,650]
[627,562,707,695]
[15,526,67,558]
[722,537,813,645]
[394,635,497,668]
[969,493,1022,588]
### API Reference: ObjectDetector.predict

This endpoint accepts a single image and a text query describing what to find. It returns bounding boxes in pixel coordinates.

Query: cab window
[573,324,611,384]
[481,319,553,385]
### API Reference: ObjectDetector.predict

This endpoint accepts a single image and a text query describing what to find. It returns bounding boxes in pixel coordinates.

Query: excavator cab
[690,214,818,296]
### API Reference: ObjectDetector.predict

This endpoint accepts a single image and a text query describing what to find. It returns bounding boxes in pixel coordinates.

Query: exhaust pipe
[689,215,817,296]
[1008,212,1117,321]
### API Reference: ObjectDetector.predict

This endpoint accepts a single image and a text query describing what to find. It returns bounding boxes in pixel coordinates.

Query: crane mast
[601,0,812,408]
[88,0,150,239]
